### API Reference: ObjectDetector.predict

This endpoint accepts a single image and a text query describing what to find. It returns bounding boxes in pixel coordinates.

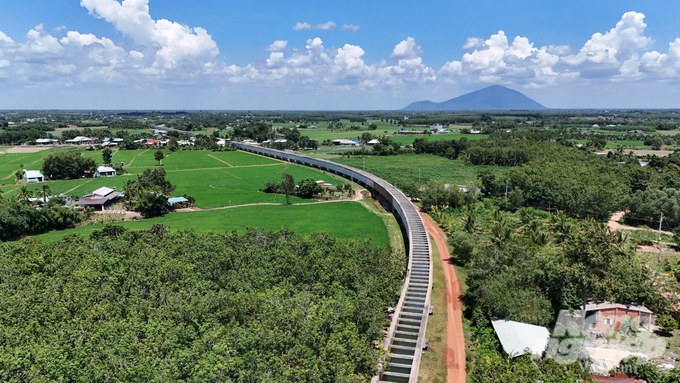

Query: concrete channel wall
[234,143,433,383]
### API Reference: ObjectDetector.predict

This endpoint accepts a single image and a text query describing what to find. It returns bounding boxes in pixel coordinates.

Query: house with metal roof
[95,166,117,177]
[23,169,44,183]
[581,301,655,333]
[75,187,121,211]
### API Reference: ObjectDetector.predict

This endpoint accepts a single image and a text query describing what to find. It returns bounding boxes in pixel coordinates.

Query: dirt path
[125,149,149,167]
[174,190,364,212]
[421,212,466,383]
[608,211,673,235]
[208,154,233,167]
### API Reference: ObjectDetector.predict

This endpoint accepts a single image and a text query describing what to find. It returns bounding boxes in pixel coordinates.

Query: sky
[2,0,680,109]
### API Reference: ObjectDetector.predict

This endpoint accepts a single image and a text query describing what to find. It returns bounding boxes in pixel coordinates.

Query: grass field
[32,202,389,244]
[390,133,489,145]
[1,149,347,209]
[331,154,506,189]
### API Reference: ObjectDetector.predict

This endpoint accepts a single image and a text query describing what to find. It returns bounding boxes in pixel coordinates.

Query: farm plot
[33,202,389,245]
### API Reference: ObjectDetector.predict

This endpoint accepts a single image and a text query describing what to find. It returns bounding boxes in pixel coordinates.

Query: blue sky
[1,0,680,109]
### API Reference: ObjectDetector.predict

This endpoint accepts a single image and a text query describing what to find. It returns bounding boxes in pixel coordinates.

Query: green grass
[4,150,344,208]
[331,154,506,189]
[32,202,389,244]
[390,133,489,145]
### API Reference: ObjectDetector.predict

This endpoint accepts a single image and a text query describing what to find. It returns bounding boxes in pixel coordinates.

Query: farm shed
[23,170,44,183]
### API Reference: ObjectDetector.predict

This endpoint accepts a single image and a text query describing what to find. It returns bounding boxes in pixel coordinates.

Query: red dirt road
[421,212,466,383]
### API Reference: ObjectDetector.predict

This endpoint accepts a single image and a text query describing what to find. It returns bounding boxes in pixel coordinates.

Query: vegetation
[0,228,404,382]
[0,198,86,240]
[42,151,98,180]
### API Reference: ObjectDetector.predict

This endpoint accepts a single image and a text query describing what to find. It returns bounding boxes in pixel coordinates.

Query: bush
[132,191,168,218]
[657,314,678,334]
[448,231,475,264]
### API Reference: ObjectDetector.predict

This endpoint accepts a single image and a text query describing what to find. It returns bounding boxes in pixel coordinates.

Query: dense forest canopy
[0,226,405,382]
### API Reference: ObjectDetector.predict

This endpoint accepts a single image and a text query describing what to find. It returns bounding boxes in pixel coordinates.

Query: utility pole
[658,212,664,263]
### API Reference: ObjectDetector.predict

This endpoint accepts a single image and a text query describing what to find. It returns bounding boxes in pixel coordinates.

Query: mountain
[402,84,547,111]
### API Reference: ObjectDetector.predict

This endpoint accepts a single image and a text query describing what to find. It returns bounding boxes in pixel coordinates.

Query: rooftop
[491,319,551,358]
[581,301,652,314]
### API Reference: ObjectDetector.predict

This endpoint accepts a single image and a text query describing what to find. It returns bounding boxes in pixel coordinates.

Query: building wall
[591,308,651,332]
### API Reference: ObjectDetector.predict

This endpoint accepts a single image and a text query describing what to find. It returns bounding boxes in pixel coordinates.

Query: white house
[367,139,380,145]
[65,136,96,145]
[35,138,59,145]
[95,166,117,177]
[332,139,359,146]
[492,319,550,358]
[23,169,44,183]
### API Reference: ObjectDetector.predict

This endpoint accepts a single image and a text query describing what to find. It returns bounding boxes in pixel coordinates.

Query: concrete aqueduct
[234,143,433,383]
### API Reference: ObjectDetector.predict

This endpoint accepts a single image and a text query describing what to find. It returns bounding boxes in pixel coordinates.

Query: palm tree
[122,179,136,206]
[17,186,32,203]
[40,184,52,205]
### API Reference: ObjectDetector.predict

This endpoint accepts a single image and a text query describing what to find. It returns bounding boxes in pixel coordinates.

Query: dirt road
[608,211,673,235]
[421,212,466,383]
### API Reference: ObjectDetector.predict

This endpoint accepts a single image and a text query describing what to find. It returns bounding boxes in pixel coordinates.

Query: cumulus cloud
[462,37,484,50]
[292,21,336,31]
[264,40,288,52]
[80,0,218,73]
[4,7,680,104]
[391,37,423,60]
[342,24,360,32]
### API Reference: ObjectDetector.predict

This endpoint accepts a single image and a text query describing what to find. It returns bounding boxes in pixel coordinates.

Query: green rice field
[32,202,389,244]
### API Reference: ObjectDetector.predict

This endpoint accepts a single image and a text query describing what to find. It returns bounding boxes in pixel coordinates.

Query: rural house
[95,166,116,177]
[75,186,121,211]
[582,301,655,333]
[23,169,44,183]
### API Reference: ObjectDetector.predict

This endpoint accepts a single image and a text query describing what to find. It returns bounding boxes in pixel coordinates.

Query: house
[95,166,116,177]
[75,187,121,211]
[398,129,424,134]
[23,169,44,183]
[581,129,593,135]
[469,130,482,134]
[429,123,443,132]
[491,319,551,358]
[167,196,190,208]
[367,139,380,145]
[68,125,78,129]
[592,124,600,128]
[581,301,655,333]
[35,138,59,145]
[65,136,96,145]
[639,161,649,167]
[332,139,359,146]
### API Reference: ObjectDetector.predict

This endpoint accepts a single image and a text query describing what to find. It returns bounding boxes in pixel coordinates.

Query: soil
[0,146,52,154]
[421,211,466,383]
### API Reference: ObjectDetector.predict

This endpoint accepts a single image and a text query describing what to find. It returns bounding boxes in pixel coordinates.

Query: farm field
[32,202,389,245]
[1,149,346,208]
[390,133,488,145]
[331,154,506,191]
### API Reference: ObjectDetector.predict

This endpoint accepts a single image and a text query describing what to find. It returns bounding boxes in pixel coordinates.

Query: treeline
[0,196,86,240]
[0,228,404,381]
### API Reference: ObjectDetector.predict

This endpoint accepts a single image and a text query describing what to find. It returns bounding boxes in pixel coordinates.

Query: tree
[137,168,175,194]
[657,314,678,334]
[169,137,179,152]
[40,184,52,205]
[368,123,378,130]
[42,151,97,180]
[102,148,113,165]
[122,179,136,206]
[297,178,324,199]
[17,186,32,203]
[281,173,295,205]
[132,191,168,218]
[154,150,164,165]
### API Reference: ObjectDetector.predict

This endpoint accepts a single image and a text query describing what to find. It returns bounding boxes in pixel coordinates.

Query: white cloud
[80,0,218,73]
[391,37,423,60]
[462,37,484,50]
[292,21,337,31]
[54,25,67,32]
[129,50,144,60]
[342,24,360,32]
[265,40,288,52]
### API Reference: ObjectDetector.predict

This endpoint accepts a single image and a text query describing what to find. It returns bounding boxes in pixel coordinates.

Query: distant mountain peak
[402,85,547,111]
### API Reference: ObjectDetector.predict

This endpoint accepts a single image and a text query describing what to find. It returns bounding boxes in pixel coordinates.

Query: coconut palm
[40,184,52,205]
[17,186,32,203]
[122,179,137,207]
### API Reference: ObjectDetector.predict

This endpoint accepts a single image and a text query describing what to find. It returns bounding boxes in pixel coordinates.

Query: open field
[331,154,506,190]
[390,133,488,145]
[32,202,389,244]
[1,149,346,209]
